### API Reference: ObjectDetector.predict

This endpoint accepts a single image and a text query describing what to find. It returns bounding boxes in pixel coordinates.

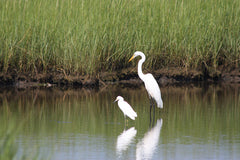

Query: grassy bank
[0,0,240,75]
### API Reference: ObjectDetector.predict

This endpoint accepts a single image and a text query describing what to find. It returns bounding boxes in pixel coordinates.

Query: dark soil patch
[0,67,239,88]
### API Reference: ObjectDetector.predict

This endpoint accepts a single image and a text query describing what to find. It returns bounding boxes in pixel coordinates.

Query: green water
[0,84,239,160]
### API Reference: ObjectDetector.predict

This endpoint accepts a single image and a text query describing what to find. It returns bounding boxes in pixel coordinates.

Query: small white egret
[114,96,137,121]
[129,51,163,109]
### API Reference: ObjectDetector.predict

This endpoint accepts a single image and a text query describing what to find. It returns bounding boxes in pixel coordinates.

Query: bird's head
[114,96,123,102]
[128,51,145,62]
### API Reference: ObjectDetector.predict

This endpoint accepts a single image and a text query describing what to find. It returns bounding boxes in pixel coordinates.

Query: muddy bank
[0,67,239,88]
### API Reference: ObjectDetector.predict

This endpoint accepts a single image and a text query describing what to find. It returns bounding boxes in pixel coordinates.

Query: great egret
[129,51,163,109]
[114,96,137,120]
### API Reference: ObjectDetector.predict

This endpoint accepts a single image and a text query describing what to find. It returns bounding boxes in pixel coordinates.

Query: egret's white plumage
[114,96,137,120]
[129,51,163,108]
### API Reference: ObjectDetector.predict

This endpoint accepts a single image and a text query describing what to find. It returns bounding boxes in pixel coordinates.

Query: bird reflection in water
[136,119,163,160]
[116,127,137,158]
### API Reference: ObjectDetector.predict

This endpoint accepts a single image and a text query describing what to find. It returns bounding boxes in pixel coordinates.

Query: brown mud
[0,67,239,88]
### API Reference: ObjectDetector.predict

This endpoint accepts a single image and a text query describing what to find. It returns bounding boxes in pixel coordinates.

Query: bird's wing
[144,74,163,108]
[119,101,137,119]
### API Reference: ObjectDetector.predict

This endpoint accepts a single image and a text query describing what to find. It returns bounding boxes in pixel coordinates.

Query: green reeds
[0,0,239,74]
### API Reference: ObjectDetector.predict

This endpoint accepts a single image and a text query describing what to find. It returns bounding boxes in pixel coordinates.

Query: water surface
[0,84,239,160]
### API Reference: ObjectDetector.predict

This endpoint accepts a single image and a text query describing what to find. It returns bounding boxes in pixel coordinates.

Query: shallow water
[0,84,240,160]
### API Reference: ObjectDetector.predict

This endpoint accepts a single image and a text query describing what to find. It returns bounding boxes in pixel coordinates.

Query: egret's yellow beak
[128,55,135,62]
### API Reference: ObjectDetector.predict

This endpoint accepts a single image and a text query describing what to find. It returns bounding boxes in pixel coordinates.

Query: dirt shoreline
[0,67,239,88]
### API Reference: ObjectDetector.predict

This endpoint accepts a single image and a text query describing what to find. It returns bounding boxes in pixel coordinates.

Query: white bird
[129,51,163,109]
[114,96,137,120]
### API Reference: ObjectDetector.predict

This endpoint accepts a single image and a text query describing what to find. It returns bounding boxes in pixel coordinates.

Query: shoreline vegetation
[1,0,240,87]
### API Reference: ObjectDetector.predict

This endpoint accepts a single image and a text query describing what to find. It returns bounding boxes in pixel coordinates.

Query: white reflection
[116,127,137,156]
[136,119,163,160]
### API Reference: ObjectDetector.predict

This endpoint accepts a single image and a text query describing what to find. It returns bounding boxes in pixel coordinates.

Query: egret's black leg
[149,97,157,127]
[153,100,156,115]
[152,102,156,127]
[149,97,153,112]
[124,116,127,128]
[149,97,152,126]
[149,97,155,127]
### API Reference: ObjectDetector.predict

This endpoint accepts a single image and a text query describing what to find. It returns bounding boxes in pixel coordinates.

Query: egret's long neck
[138,55,146,81]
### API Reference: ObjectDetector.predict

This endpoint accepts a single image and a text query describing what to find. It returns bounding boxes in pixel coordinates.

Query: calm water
[0,84,240,160]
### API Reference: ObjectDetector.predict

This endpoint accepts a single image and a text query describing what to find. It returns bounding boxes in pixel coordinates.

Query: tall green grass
[0,0,240,74]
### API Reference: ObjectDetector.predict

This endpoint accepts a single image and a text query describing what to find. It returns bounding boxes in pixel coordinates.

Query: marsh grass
[0,0,240,74]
